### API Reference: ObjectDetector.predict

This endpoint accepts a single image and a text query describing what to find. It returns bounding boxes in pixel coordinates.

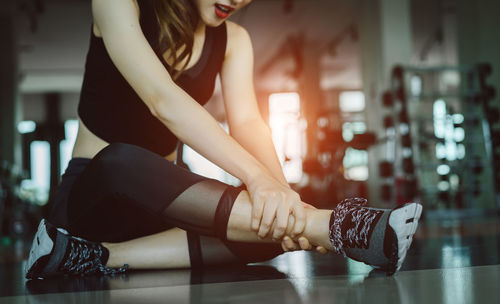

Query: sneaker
[329,198,422,275]
[25,219,128,279]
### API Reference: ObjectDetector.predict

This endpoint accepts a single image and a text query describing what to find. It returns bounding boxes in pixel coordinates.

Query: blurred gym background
[1,0,500,258]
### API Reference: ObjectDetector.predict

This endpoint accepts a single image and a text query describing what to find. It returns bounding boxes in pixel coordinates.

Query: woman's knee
[90,143,163,186]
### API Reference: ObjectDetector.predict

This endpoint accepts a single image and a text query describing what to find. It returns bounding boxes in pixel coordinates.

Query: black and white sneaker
[25,219,128,279]
[329,198,422,275]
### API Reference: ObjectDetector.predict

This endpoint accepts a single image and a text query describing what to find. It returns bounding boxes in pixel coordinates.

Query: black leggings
[48,143,282,267]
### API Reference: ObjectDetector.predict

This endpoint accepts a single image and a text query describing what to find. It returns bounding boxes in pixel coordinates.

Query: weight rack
[379,64,497,211]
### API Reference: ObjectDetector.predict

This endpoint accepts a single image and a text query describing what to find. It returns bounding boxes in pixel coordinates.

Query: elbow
[148,96,173,124]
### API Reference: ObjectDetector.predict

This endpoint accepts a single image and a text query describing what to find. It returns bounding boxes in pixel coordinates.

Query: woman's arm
[219,22,322,239]
[221,22,287,186]
[92,0,305,239]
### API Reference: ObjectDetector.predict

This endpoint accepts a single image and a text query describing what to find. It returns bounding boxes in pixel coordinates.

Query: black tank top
[78,0,227,156]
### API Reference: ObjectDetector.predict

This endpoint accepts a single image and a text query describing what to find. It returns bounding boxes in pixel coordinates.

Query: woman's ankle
[301,209,334,251]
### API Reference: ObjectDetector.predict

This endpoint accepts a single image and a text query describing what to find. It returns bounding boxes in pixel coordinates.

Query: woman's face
[194,0,252,26]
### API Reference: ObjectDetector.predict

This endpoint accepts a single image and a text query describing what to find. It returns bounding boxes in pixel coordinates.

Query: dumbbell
[402,157,414,174]
[349,133,377,150]
[399,110,409,124]
[477,63,492,77]
[383,116,394,128]
[382,91,393,107]
[379,161,393,177]
[402,133,412,147]
[392,65,404,79]
[302,159,323,174]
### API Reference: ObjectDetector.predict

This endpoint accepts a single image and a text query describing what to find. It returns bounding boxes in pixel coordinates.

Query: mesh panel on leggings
[163,180,229,237]
[188,234,283,267]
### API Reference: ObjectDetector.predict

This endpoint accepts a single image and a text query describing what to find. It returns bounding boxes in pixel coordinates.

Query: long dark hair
[153,0,199,80]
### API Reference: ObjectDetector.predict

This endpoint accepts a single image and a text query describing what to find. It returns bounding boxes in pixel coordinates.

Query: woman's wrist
[240,162,270,188]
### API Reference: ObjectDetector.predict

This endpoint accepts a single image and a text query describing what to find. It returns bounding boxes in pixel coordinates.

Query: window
[60,119,79,175]
[20,141,50,203]
[339,91,365,112]
[182,122,241,186]
[268,92,306,183]
[340,91,368,181]
[17,120,36,134]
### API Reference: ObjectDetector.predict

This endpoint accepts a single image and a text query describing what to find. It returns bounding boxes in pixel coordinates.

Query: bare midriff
[72,117,176,162]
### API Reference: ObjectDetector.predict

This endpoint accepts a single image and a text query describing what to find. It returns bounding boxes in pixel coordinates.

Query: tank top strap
[211,22,227,72]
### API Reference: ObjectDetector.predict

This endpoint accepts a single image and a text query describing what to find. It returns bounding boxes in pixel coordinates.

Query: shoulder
[224,21,253,57]
[225,21,251,43]
[92,0,140,37]
[92,0,139,14]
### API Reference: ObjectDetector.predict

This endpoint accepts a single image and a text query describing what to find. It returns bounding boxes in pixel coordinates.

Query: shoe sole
[387,202,422,274]
[25,219,54,279]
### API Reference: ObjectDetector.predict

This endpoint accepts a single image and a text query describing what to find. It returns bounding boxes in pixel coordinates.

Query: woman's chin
[200,13,226,27]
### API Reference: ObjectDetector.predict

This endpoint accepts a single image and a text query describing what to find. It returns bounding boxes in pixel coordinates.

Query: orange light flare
[268,92,307,183]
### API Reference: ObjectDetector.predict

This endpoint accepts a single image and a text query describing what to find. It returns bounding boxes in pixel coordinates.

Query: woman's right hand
[246,174,306,240]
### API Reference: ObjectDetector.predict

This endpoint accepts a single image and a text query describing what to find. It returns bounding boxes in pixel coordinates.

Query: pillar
[357,0,413,206]
[0,3,21,169]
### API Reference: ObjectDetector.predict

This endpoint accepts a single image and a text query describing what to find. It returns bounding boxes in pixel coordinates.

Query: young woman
[25,0,422,279]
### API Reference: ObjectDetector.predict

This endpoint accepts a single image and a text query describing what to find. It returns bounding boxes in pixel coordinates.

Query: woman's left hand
[280,202,328,254]
[281,236,328,254]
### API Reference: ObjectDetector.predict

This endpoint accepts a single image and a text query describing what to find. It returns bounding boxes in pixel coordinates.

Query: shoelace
[329,198,383,255]
[60,238,129,276]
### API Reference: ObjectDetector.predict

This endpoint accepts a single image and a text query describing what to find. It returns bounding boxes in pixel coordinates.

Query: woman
[25,0,421,279]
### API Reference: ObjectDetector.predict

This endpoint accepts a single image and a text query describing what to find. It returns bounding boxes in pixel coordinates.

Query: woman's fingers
[303,202,317,209]
[316,246,328,255]
[281,240,288,252]
[292,204,306,237]
[273,202,290,239]
[298,237,312,250]
[248,178,307,240]
[258,198,277,238]
[251,195,265,231]
[281,236,299,252]
[282,236,327,254]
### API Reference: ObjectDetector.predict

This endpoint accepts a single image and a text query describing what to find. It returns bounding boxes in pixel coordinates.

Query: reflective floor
[1,215,499,303]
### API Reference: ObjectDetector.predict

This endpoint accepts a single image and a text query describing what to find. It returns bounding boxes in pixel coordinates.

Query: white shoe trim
[24,219,54,276]
[388,203,422,271]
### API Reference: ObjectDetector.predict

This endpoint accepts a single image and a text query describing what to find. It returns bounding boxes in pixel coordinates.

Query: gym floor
[0,215,499,304]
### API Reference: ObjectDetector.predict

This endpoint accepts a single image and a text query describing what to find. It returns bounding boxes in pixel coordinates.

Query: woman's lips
[214,3,234,19]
